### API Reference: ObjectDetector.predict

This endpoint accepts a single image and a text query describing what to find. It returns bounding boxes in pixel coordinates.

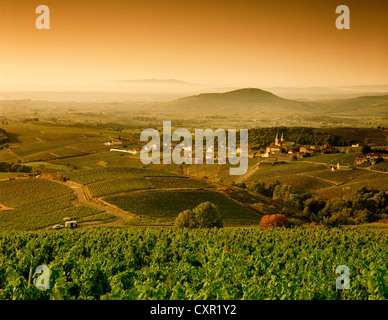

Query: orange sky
[0,0,387,89]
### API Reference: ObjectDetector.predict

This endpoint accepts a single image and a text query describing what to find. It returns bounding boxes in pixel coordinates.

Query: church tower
[281,132,284,142]
[275,132,279,146]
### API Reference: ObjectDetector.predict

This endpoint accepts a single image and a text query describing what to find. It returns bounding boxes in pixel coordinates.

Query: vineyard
[0,178,110,231]
[0,178,72,208]
[104,189,262,225]
[87,176,213,197]
[0,227,386,300]
[65,167,178,185]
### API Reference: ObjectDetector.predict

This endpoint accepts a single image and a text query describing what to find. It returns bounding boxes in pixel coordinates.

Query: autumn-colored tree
[259,214,288,229]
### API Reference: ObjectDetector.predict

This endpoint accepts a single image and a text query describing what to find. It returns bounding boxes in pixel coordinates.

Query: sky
[0,0,387,90]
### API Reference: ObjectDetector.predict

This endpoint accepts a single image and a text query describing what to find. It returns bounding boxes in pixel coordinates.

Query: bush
[174,202,223,228]
[174,209,196,228]
[259,214,288,229]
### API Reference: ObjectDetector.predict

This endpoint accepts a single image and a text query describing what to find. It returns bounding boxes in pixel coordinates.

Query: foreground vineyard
[0,227,386,300]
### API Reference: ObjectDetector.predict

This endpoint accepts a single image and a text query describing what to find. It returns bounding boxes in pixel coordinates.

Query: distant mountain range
[114,79,193,85]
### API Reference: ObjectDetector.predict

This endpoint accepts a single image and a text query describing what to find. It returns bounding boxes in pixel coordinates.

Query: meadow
[0,227,386,300]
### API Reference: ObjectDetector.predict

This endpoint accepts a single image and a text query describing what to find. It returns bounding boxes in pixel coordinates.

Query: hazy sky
[0,0,387,90]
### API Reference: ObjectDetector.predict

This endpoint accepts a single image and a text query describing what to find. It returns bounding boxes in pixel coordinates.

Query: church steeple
[275,132,279,146]
[281,132,284,142]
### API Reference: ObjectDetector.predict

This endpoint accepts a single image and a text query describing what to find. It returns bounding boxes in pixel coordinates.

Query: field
[88,176,213,197]
[65,167,215,198]
[0,178,72,208]
[243,153,388,198]
[302,152,362,165]
[65,167,178,185]
[0,178,108,231]
[0,227,386,300]
[104,189,260,225]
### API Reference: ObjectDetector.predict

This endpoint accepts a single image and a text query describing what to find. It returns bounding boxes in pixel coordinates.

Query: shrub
[174,209,196,228]
[193,202,223,228]
[174,202,223,228]
[259,214,288,229]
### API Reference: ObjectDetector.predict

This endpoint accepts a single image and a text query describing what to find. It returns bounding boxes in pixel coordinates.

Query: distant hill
[267,85,388,100]
[158,88,317,113]
[318,95,388,115]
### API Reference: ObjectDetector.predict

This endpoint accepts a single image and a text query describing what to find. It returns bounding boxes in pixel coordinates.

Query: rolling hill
[317,95,388,115]
[158,88,318,113]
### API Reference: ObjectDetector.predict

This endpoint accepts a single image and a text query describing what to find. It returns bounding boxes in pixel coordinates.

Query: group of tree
[0,162,33,173]
[248,127,356,150]
[362,145,388,155]
[248,180,388,226]
[174,202,223,228]
[0,128,8,145]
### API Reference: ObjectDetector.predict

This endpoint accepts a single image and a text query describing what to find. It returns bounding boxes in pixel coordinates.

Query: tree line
[0,162,33,173]
[237,180,387,227]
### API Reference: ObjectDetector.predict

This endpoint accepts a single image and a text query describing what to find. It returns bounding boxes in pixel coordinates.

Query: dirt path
[296,172,339,186]
[0,203,13,211]
[45,179,135,227]
[233,161,260,184]
[7,149,23,162]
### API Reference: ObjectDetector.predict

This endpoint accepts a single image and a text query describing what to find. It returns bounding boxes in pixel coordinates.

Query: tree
[174,202,223,228]
[193,202,223,228]
[259,214,288,229]
[362,145,371,155]
[174,209,196,228]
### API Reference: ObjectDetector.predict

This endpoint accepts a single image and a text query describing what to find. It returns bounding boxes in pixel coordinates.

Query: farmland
[0,178,72,208]
[0,227,386,300]
[105,189,260,225]
[0,118,387,230]
[0,178,109,231]
[65,167,178,185]
[242,152,388,199]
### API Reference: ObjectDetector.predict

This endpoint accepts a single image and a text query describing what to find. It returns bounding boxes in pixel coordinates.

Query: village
[103,131,388,172]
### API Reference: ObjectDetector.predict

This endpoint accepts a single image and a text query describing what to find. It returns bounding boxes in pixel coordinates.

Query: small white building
[336,163,354,170]
[65,220,78,228]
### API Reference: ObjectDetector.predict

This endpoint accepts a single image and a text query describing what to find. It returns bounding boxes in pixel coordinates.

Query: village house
[299,146,318,154]
[366,153,383,164]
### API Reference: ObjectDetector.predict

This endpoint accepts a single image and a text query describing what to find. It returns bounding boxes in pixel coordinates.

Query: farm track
[44,178,135,227]
[44,175,260,228]
[7,149,23,162]
[296,172,339,185]
[300,160,331,169]
[233,161,260,184]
